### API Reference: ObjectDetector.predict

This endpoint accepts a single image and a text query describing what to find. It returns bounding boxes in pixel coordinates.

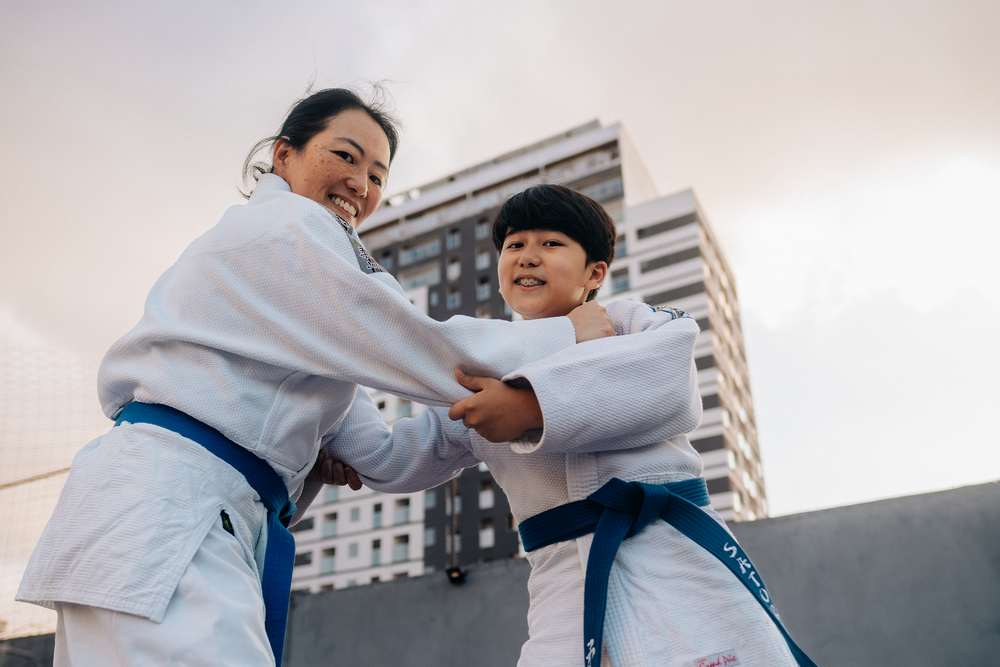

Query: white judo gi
[325,302,798,667]
[16,174,626,666]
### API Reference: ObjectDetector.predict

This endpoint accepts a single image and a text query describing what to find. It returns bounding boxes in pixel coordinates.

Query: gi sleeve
[102,185,576,414]
[502,300,703,454]
[332,388,479,491]
[292,388,479,523]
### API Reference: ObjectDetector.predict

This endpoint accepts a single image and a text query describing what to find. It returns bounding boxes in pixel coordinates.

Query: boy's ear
[585,261,609,291]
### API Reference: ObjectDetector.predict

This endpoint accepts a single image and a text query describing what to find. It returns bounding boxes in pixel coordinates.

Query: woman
[17,88,615,667]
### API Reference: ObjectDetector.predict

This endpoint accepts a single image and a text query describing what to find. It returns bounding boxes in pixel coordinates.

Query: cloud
[726,151,1000,328]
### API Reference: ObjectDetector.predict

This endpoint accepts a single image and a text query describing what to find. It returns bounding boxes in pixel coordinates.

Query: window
[636,212,697,240]
[446,228,462,250]
[379,251,393,272]
[475,218,491,240]
[476,277,491,302]
[447,288,462,310]
[738,432,751,459]
[445,527,461,554]
[394,498,410,525]
[429,290,440,307]
[371,539,382,566]
[348,542,359,558]
[475,305,491,319]
[424,489,437,509]
[294,552,313,567]
[324,485,340,503]
[393,534,410,562]
[578,177,623,202]
[289,517,314,533]
[479,480,494,509]
[477,461,489,472]
[447,257,462,282]
[323,513,338,538]
[397,400,412,419]
[371,576,380,583]
[373,503,383,528]
[398,237,441,266]
[393,571,409,580]
[639,246,701,274]
[424,527,436,547]
[479,519,495,549]
[475,247,491,271]
[398,261,441,291]
[320,548,336,574]
[611,267,630,294]
[614,234,627,259]
[446,492,462,516]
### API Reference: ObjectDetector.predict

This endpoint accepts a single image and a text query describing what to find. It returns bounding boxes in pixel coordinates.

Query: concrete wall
[728,480,1000,666]
[0,633,53,667]
[284,557,532,667]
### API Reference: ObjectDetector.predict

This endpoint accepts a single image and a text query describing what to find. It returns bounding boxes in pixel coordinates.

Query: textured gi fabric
[17,174,579,627]
[330,302,796,667]
[53,515,272,667]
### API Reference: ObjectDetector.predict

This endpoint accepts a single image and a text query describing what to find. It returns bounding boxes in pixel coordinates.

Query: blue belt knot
[518,476,816,667]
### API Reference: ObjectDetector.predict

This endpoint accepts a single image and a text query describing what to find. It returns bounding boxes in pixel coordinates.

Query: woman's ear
[585,261,609,290]
[272,137,294,180]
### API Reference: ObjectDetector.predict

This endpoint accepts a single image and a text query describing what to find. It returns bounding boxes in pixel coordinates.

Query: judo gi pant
[53,515,274,667]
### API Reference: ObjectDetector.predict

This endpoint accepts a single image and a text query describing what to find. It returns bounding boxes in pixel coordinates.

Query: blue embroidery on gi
[649,305,690,319]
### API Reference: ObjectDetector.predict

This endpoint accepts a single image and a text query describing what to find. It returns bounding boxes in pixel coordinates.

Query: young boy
[316,185,807,667]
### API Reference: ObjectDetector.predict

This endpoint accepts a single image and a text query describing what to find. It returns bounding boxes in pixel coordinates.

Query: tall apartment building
[291,120,766,591]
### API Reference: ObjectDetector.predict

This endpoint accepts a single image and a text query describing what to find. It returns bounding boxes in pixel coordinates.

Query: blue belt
[116,402,296,667]
[518,477,817,667]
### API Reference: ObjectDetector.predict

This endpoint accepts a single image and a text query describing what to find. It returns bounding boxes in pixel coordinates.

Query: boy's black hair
[492,184,617,301]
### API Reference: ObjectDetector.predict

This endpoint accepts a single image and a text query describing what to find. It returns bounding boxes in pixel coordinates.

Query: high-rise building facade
[291,120,766,591]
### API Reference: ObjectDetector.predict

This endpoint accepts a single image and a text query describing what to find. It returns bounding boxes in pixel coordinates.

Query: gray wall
[285,481,1000,667]
[284,557,532,667]
[728,480,1000,666]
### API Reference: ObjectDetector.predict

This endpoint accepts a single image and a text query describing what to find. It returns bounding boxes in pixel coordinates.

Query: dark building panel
[691,434,725,453]
[707,476,732,494]
[695,355,716,371]
[639,245,701,274]
[644,281,704,306]
[636,212,697,239]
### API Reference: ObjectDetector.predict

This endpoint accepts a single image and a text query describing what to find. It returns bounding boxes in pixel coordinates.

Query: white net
[0,338,110,639]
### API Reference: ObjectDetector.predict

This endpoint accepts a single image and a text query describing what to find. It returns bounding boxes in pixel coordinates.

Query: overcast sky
[2,0,998,516]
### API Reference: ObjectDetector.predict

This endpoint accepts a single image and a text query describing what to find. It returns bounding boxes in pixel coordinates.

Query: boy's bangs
[492,185,616,266]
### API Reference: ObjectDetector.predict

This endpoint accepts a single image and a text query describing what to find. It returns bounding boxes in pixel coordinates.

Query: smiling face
[497,229,608,320]
[272,108,391,228]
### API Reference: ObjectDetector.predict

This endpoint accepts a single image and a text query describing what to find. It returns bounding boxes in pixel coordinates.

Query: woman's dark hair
[241,86,400,198]
[492,184,617,301]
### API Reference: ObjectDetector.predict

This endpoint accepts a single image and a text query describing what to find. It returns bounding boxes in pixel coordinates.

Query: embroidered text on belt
[518,477,817,667]
[116,402,296,667]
